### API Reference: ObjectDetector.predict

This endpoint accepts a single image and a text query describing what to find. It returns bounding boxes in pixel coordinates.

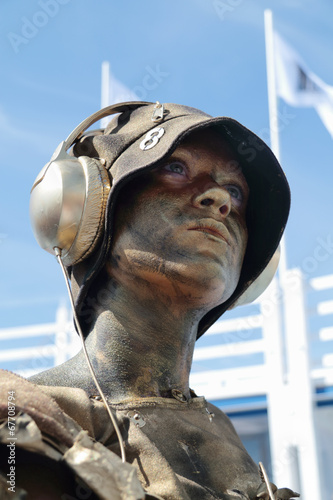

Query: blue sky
[1,0,333,327]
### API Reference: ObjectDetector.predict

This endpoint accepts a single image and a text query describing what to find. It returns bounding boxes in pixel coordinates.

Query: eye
[224,184,243,201]
[163,162,186,176]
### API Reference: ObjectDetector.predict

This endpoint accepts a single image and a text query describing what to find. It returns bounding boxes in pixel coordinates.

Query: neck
[78,276,204,403]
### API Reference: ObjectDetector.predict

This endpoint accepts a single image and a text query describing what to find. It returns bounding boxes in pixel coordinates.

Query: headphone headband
[64,101,150,151]
[31,101,150,193]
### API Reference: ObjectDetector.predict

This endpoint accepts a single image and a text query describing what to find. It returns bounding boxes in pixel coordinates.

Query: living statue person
[0,102,299,499]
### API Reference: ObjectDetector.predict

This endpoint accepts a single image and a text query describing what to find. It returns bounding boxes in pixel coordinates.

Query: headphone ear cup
[64,156,111,265]
[30,156,111,266]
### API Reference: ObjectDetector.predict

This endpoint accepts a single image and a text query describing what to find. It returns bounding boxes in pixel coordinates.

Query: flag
[274,32,333,138]
[100,61,139,128]
[107,71,139,105]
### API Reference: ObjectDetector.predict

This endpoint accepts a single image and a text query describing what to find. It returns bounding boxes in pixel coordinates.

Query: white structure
[1,270,332,498]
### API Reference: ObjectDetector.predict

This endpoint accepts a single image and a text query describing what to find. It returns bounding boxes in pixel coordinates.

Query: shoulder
[0,370,148,499]
[0,368,81,444]
[206,401,239,433]
[28,353,94,391]
[0,368,114,453]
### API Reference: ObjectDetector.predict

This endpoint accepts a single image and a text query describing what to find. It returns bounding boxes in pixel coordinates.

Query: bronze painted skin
[0,102,297,499]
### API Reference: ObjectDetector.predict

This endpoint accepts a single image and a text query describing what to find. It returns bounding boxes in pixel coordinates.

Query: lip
[188,219,230,245]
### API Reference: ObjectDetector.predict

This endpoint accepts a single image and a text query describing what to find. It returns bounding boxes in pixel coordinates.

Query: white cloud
[16,76,97,105]
[0,106,53,154]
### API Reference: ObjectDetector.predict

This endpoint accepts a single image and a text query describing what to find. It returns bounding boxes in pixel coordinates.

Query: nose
[192,185,232,218]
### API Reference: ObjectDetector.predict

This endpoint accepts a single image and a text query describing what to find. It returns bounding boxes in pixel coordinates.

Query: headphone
[30,102,149,267]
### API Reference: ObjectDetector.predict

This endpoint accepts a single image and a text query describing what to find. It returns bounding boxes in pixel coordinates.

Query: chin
[165,260,239,308]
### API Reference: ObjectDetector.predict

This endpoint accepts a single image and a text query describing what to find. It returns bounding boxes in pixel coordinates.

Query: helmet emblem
[140,127,165,151]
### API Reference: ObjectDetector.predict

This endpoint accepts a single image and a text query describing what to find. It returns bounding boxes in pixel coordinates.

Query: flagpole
[264,9,295,489]
[264,9,287,275]
[101,61,110,128]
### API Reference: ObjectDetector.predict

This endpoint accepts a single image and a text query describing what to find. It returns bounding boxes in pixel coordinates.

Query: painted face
[108,129,249,309]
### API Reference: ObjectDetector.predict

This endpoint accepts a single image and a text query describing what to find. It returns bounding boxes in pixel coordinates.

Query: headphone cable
[54,247,126,463]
